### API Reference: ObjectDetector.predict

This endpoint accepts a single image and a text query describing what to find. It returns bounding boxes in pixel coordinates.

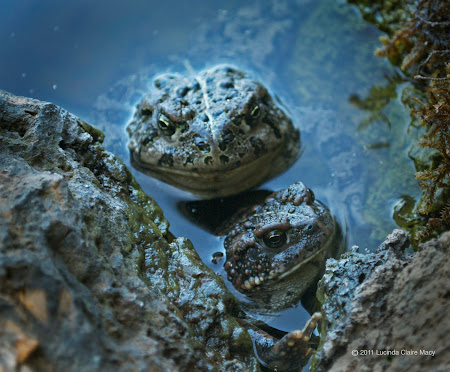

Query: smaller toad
[220,182,341,370]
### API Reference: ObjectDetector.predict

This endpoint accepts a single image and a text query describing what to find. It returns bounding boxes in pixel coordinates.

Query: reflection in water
[177,190,272,234]
[348,72,421,244]
[349,71,405,132]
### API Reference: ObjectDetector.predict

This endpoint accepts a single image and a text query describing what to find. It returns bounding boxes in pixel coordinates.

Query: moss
[78,119,105,143]
[139,235,259,370]
[411,70,450,240]
[351,0,450,243]
[128,177,170,235]
[374,0,449,76]
[348,0,416,36]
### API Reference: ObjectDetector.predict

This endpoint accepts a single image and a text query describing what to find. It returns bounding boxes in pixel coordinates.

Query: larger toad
[126,65,300,198]
[219,181,341,371]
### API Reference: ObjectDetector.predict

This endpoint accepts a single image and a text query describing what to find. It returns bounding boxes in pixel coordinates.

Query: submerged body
[220,182,342,371]
[126,65,300,198]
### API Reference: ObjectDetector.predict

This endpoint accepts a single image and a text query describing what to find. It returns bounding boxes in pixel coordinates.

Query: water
[1,0,421,364]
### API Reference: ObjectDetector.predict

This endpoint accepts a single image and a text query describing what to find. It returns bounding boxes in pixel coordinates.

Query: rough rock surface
[0,90,258,371]
[313,229,450,372]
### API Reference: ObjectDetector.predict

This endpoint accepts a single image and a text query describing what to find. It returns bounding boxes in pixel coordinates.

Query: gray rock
[313,229,450,372]
[0,90,258,372]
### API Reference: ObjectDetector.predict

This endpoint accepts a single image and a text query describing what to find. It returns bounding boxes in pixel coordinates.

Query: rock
[0,90,258,371]
[313,229,450,371]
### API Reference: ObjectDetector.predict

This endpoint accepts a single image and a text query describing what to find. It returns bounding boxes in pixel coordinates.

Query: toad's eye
[263,229,287,248]
[250,105,260,118]
[158,114,176,136]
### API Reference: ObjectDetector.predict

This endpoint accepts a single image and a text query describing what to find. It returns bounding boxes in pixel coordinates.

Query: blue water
[1,0,240,111]
[1,0,421,365]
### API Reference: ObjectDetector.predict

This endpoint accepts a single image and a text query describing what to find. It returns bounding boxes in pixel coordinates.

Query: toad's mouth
[130,144,295,198]
[277,219,337,280]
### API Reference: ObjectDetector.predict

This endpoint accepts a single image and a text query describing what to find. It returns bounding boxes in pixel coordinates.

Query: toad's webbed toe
[247,312,322,371]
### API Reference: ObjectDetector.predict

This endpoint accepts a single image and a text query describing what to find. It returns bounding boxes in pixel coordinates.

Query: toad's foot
[247,312,322,371]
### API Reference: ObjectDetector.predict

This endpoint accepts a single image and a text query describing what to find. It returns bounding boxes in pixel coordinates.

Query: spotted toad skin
[126,65,300,198]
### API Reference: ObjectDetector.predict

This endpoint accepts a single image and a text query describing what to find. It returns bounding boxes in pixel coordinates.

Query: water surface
[1,0,420,356]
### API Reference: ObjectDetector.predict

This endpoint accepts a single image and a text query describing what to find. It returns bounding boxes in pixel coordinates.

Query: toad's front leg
[246,312,322,371]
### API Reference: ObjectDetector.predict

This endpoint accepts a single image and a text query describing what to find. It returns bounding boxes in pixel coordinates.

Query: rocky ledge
[313,229,449,372]
[0,90,258,371]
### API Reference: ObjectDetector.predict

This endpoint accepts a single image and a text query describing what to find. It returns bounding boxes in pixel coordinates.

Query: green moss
[78,119,105,143]
[411,76,450,240]
[348,0,415,36]
[350,0,450,244]
[128,177,170,235]
[138,235,259,370]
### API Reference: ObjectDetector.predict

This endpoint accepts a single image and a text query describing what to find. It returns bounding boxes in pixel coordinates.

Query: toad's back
[126,65,300,198]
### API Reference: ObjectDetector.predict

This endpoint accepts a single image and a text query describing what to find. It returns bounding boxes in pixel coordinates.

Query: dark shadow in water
[177,189,273,235]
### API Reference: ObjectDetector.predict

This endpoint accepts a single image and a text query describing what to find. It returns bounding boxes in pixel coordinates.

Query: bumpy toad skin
[222,182,340,371]
[223,182,337,308]
[126,65,300,198]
